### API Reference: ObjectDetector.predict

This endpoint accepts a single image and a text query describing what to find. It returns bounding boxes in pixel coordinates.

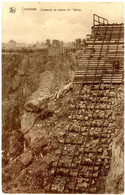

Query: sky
[2,2,124,44]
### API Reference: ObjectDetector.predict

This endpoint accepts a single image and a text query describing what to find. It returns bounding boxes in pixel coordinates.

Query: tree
[60,41,64,47]
[41,42,45,46]
[8,40,16,49]
[45,39,51,47]
[36,41,40,46]
[75,38,81,47]
[82,39,87,47]
[71,42,75,47]
[9,40,16,44]
[33,44,36,48]
[52,39,60,47]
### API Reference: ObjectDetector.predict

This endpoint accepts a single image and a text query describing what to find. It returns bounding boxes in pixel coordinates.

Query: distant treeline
[2,47,48,53]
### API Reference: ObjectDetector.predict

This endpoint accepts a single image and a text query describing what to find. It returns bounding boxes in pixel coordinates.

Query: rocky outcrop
[105,86,124,194]
[24,96,51,112]
[2,52,76,160]
[2,101,24,165]
[105,117,124,194]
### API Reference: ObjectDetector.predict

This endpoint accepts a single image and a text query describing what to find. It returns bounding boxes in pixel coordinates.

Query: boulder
[98,147,103,153]
[24,129,48,152]
[24,96,50,112]
[56,82,73,99]
[21,112,36,134]
[25,100,39,112]
[92,179,95,184]
[20,150,33,166]
[83,182,88,188]
[89,187,96,193]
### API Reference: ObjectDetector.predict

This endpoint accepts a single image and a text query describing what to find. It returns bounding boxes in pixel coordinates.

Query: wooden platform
[73,23,124,84]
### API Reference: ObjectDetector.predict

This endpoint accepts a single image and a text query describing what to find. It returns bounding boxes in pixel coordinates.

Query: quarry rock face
[2,51,75,150]
[2,52,76,193]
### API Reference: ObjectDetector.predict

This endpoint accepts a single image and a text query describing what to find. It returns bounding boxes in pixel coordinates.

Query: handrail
[93,14,108,26]
[91,26,108,89]
[80,24,100,91]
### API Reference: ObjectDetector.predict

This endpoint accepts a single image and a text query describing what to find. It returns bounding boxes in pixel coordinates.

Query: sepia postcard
[1,1,124,194]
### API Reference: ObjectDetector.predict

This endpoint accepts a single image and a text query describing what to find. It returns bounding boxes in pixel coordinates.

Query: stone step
[74,75,122,78]
[76,70,123,74]
[87,44,124,48]
[80,50,124,54]
[73,80,123,84]
[75,74,123,77]
[79,54,124,58]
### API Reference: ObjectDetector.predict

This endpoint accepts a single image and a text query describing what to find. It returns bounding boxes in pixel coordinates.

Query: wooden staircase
[74,23,124,85]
